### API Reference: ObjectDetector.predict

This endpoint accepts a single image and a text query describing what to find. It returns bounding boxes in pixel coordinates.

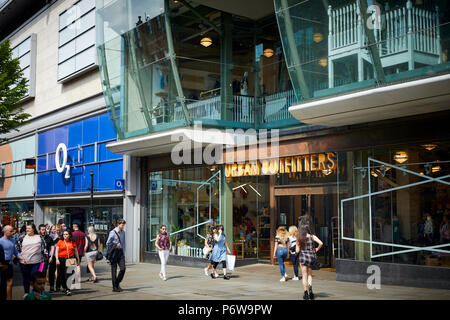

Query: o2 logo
[55,143,71,179]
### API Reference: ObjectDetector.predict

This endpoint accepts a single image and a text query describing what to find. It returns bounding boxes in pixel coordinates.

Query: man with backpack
[106,219,126,292]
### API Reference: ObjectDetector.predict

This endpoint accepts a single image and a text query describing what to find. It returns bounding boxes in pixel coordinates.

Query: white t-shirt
[21,235,42,264]
[289,236,297,252]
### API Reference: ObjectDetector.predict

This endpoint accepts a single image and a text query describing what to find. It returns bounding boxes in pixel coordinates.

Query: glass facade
[0,202,34,228]
[337,142,450,268]
[146,166,221,257]
[96,0,301,140]
[274,0,450,102]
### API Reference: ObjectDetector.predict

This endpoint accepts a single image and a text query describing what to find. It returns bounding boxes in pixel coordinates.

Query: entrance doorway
[276,190,338,267]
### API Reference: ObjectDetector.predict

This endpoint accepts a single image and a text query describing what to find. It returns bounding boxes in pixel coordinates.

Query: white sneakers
[280,277,286,282]
[292,277,299,281]
[163,276,167,281]
[204,268,209,276]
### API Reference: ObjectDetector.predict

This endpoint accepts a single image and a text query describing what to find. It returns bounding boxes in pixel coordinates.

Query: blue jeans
[19,263,40,294]
[276,247,288,276]
[290,253,299,277]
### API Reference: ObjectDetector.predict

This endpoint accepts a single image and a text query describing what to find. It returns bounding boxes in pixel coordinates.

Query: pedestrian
[203,225,217,276]
[15,224,47,296]
[155,225,172,281]
[439,215,450,243]
[24,272,52,300]
[72,223,86,264]
[48,224,62,292]
[13,228,20,242]
[296,225,323,300]
[288,225,300,281]
[0,225,21,300]
[49,225,56,240]
[84,226,100,282]
[55,229,80,296]
[38,224,53,275]
[106,219,126,292]
[424,213,434,245]
[210,225,231,280]
[0,244,8,301]
[273,226,289,282]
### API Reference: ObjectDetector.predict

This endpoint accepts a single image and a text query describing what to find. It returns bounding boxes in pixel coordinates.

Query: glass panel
[59,39,76,63]
[76,27,95,54]
[59,25,77,46]
[58,56,76,79]
[19,52,30,69]
[78,0,96,17]
[274,0,450,102]
[75,45,96,70]
[147,167,220,256]
[18,38,31,57]
[78,10,96,35]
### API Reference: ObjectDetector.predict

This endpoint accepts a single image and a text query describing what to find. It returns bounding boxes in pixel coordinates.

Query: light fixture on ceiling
[319,58,328,67]
[415,0,423,5]
[371,170,379,178]
[200,37,212,47]
[263,48,274,58]
[432,166,441,173]
[422,144,437,151]
[393,151,408,164]
[313,32,323,43]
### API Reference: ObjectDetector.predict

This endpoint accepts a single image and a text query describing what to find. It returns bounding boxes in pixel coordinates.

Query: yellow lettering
[284,157,292,173]
[261,160,269,175]
[269,159,279,175]
[225,164,232,178]
[291,157,296,173]
[237,163,245,176]
[310,154,318,171]
[327,152,337,170]
[250,161,260,175]
[296,156,303,172]
[318,154,326,171]
[231,164,238,177]
[279,158,285,174]
[304,155,310,171]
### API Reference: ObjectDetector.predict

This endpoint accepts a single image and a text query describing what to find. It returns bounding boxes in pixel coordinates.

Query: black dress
[298,235,316,267]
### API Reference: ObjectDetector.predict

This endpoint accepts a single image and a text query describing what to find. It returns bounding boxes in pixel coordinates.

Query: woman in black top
[84,226,100,283]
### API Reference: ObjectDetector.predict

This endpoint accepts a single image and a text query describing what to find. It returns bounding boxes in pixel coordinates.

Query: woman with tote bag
[55,230,80,296]
[209,225,231,280]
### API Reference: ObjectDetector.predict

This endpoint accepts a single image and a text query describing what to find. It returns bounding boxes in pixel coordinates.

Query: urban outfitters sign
[224,152,337,178]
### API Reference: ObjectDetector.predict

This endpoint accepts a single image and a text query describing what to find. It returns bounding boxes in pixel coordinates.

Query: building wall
[7,0,102,119]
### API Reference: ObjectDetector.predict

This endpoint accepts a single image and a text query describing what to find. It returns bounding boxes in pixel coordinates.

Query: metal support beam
[165,0,192,126]
[179,0,222,36]
[220,12,233,121]
[357,0,386,84]
[278,0,311,99]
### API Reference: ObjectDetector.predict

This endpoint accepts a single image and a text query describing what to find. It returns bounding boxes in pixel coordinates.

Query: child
[24,272,52,300]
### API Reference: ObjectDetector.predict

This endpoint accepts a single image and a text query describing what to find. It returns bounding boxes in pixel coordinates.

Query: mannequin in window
[240,72,249,118]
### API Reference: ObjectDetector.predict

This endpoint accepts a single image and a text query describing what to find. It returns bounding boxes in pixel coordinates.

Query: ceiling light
[313,33,323,43]
[200,37,212,47]
[393,151,408,164]
[319,58,328,67]
[432,166,441,173]
[263,48,274,58]
[422,144,437,151]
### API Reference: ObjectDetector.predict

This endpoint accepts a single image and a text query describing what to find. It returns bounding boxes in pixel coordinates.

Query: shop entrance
[275,187,338,268]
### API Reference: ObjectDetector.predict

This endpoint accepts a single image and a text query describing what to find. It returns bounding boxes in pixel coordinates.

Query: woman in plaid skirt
[296,225,323,300]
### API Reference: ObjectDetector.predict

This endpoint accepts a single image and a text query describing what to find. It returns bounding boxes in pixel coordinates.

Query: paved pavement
[10,261,450,300]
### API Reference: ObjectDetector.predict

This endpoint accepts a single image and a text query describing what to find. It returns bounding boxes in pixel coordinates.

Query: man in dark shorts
[0,225,20,300]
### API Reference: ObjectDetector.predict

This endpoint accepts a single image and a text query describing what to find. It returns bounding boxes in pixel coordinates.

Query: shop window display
[0,202,34,228]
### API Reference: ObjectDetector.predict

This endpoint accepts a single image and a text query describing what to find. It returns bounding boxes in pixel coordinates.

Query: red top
[72,230,86,257]
[56,240,77,258]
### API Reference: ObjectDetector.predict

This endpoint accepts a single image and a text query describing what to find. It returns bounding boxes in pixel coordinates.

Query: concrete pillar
[123,155,141,263]
[222,167,233,250]
[220,12,233,121]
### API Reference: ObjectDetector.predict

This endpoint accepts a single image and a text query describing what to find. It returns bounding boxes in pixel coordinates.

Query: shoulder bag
[65,241,77,267]
[309,236,321,270]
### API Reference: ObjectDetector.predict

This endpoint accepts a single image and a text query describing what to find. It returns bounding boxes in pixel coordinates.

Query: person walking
[0,225,20,300]
[72,223,86,263]
[155,225,171,281]
[55,229,80,296]
[106,219,126,292]
[48,224,62,292]
[84,226,100,283]
[15,224,47,296]
[48,225,57,240]
[210,225,231,280]
[273,226,290,282]
[38,224,52,276]
[296,225,323,300]
[203,225,217,276]
[0,244,7,301]
[288,225,300,281]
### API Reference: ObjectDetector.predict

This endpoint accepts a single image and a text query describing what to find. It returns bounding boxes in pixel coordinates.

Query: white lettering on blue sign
[55,143,70,179]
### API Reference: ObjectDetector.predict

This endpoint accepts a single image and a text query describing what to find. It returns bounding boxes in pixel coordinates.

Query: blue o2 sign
[55,143,70,179]
[37,113,123,195]
[115,179,124,190]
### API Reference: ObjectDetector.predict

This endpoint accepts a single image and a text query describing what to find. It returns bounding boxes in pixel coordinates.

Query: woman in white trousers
[155,225,172,281]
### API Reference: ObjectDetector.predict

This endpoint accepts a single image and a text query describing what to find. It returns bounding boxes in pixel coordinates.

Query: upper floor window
[11,34,37,99]
[58,0,96,82]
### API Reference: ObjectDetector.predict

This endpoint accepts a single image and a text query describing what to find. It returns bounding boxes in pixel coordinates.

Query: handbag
[226,254,236,271]
[96,251,103,261]
[65,257,77,267]
[310,249,321,270]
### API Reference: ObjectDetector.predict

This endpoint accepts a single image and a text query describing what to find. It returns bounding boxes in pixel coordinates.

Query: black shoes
[224,275,230,280]
[303,290,309,300]
[112,287,121,292]
[49,286,55,293]
[308,285,315,300]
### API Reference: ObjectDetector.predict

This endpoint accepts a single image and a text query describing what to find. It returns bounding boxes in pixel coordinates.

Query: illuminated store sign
[225,152,337,177]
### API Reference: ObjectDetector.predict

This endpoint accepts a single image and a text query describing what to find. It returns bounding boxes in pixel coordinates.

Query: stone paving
[10,260,450,300]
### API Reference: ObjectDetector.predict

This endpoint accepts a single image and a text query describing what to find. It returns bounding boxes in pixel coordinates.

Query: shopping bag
[226,254,236,271]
